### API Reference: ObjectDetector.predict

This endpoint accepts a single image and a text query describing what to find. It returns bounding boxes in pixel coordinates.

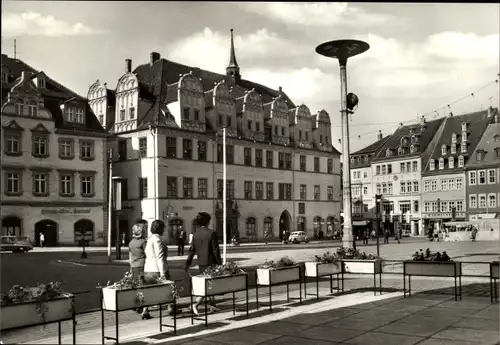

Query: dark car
[0,236,34,253]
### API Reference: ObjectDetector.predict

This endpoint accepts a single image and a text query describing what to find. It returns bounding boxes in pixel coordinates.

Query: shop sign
[41,208,91,215]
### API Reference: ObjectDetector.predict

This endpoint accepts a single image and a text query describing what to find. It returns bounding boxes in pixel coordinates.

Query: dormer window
[65,107,85,123]
[398,147,404,155]
[410,145,415,153]
[441,144,447,155]
[458,155,464,167]
[461,142,467,153]
[495,148,500,159]
[350,157,355,164]
[364,155,368,162]
[451,144,456,154]
[66,108,74,122]
[461,131,467,142]
[75,108,84,123]
[1,71,8,83]
[476,151,483,161]
[410,135,418,144]
[386,149,392,157]
[15,103,25,115]
[299,130,302,140]
[430,160,435,171]
[448,158,454,169]
[461,122,468,132]
[451,133,457,144]
[494,135,500,142]
[439,158,444,170]
[37,77,46,88]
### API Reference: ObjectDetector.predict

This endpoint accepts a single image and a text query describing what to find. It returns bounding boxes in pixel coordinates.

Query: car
[288,231,309,244]
[0,236,34,253]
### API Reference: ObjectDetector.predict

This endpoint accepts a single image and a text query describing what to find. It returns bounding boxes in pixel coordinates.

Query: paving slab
[350,309,414,322]
[374,320,451,337]
[258,335,339,345]
[417,339,489,345]
[293,325,365,343]
[243,321,312,336]
[204,329,281,345]
[452,317,500,332]
[430,327,500,344]
[325,315,395,331]
[342,331,424,345]
[469,305,500,320]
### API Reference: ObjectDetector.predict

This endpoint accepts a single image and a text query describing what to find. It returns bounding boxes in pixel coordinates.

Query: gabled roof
[373,118,444,161]
[352,135,391,155]
[1,54,105,134]
[465,109,500,169]
[423,109,493,173]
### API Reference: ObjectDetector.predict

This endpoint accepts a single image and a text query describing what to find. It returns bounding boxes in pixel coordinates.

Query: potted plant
[256,257,301,286]
[304,252,342,277]
[191,261,248,297]
[101,271,178,311]
[404,248,459,277]
[1,281,75,331]
[336,247,382,274]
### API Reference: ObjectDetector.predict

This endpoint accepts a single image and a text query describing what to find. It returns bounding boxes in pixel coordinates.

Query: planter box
[491,262,499,279]
[342,259,382,274]
[1,296,74,330]
[257,266,301,285]
[404,261,462,277]
[304,262,342,277]
[191,273,247,296]
[102,283,175,311]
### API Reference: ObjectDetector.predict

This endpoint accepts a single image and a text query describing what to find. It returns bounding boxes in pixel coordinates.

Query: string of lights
[340,77,499,143]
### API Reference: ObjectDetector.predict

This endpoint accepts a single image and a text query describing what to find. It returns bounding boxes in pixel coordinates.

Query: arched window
[297,216,306,231]
[263,217,273,237]
[246,218,256,237]
[74,219,95,242]
[2,216,22,236]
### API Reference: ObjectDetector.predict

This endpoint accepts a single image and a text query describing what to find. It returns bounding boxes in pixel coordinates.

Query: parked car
[0,236,33,253]
[288,231,309,244]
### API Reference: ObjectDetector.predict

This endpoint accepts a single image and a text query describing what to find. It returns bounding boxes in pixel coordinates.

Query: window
[67,107,74,121]
[327,186,333,200]
[281,127,285,136]
[496,148,500,159]
[376,183,381,194]
[412,161,418,172]
[314,185,320,200]
[32,135,49,157]
[405,162,411,172]
[387,164,392,174]
[244,148,252,166]
[299,155,306,171]
[285,153,292,169]
[382,165,386,175]
[414,201,419,212]
[363,186,368,195]
[256,122,260,132]
[488,169,496,184]
[244,181,253,199]
[255,182,264,200]
[469,195,477,208]
[278,183,292,200]
[479,194,486,208]
[139,137,147,158]
[182,177,193,198]
[431,202,438,212]
[264,217,273,237]
[4,133,21,156]
[218,114,223,126]
[217,179,235,199]
[247,120,252,131]
[139,178,147,199]
[5,171,22,195]
[327,159,333,174]
[75,109,84,123]
[226,115,231,127]
[297,216,306,231]
[278,152,285,169]
[80,174,94,196]
[469,171,477,185]
[439,158,444,170]
[400,182,406,193]
[226,145,234,164]
[299,130,302,140]
[246,218,256,237]
[60,173,74,196]
[197,141,206,161]
[118,140,127,160]
[298,203,305,214]
[183,107,190,120]
[382,183,387,194]
[461,142,467,153]
[29,105,38,116]
[15,103,24,115]
[451,145,456,154]
[476,151,483,161]
[424,202,430,213]
[458,156,464,167]
[266,182,274,200]
[80,140,94,160]
[266,151,273,168]
[274,126,278,135]
[449,179,455,190]
[441,144,447,155]
[413,181,419,193]
[194,110,200,121]
[197,178,207,198]
[400,163,405,173]
[430,160,435,171]
[182,139,193,159]
[457,178,463,190]
[255,149,263,167]
[58,139,74,159]
[424,181,430,192]
[33,172,48,196]
[478,170,486,185]
[300,184,307,200]
[448,158,454,169]
[488,194,497,208]
[441,180,447,191]
[130,107,135,119]
[457,201,463,211]
[452,133,457,143]
[431,180,437,191]
[166,177,177,197]
[166,137,177,158]
[314,157,320,172]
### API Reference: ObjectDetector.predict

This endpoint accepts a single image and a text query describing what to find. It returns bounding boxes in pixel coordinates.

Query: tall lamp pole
[316,39,370,249]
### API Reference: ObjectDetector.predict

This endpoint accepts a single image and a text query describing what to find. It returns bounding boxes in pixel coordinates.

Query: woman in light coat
[144,220,174,316]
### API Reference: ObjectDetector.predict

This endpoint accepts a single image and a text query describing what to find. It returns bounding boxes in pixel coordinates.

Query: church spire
[226,28,241,82]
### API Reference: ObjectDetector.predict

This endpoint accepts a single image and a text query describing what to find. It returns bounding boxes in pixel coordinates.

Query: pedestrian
[185,212,221,316]
[189,227,196,246]
[383,228,390,244]
[128,222,150,319]
[471,227,478,242]
[264,230,269,245]
[398,227,402,244]
[371,229,376,240]
[176,226,187,256]
[395,227,400,244]
[363,228,369,245]
[39,232,45,247]
[144,220,174,317]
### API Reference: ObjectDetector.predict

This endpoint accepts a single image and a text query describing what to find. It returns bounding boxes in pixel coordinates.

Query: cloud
[1,12,109,37]
[237,3,395,27]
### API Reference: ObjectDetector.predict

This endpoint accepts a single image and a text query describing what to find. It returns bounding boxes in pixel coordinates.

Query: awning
[353,220,369,226]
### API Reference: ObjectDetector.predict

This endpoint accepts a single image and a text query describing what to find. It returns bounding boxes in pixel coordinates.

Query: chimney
[278,86,282,93]
[377,130,382,141]
[150,52,160,65]
[125,59,132,73]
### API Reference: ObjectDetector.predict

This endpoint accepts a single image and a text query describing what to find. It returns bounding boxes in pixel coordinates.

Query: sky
[2,2,499,152]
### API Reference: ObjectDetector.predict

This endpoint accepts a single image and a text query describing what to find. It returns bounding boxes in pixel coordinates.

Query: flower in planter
[259,256,296,269]
[335,247,380,260]
[198,261,245,278]
[412,248,451,262]
[314,252,340,264]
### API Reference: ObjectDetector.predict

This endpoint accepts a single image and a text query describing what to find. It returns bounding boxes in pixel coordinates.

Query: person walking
[176,226,187,256]
[144,220,174,317]
[128,222,150,319]
[185,212,221,316]
[383,228,390,244]
[363,228,369,245]
[39,232,45,247]
[395,226,401,244]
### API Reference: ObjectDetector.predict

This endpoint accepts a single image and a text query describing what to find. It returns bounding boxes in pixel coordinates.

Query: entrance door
[34,220,58,247]
[279,210,291,240]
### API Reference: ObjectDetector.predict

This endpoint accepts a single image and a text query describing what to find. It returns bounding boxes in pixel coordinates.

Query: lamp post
[316,39,370,249]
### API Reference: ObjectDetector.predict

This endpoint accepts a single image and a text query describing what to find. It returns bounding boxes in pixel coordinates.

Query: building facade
[371,117,445,236]
[421,109,493,234]
[465,108,500,234]
[1,54,108,246]
[91,32,342,244]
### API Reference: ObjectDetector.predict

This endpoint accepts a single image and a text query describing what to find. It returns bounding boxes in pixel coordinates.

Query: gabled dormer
[238,88,264,141]
[267,95,289,146]
[410,134,420,144]
[211,80,236,137]
[476,149,486,161]
[176,71,206,133]
[461,121,468,133]
[493,134,500,142]
[441,144,447,155]
[88,80,113,129]
[289,104,312,149]
[451,132,457,144]
[32,71,47,89]
[429,159,435,171]
[113,61,140,133]
[386,148,393,157]
[60,97,87,125]
[312,109,332,152]
[400,136,410,147]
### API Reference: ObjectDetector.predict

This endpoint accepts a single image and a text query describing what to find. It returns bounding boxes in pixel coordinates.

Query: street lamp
[316,39,370,249]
